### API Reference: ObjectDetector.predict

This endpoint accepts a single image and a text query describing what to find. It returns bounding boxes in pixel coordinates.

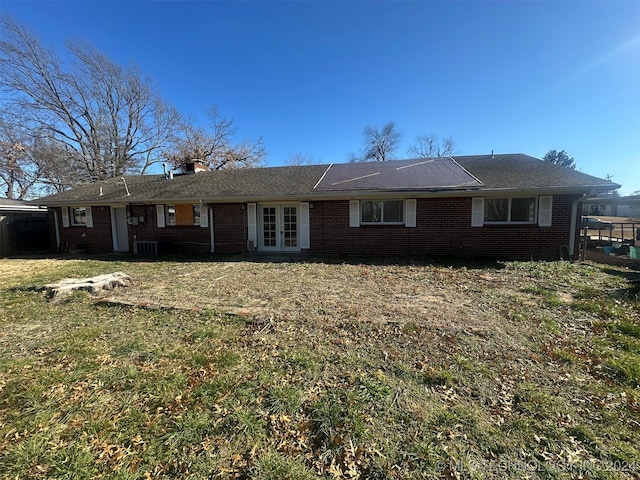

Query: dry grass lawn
[1,254,639,479]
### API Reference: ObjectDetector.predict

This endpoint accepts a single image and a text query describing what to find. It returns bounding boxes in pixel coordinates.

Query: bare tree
[0,107,109,198]
[285,153,315,166]
[0,16,178,189]
[408,134,456,158]
[0,140,35,199]
[0,114,35,199]
[164,105,266,171]
[351,121,401,162]
[140,100,181,174]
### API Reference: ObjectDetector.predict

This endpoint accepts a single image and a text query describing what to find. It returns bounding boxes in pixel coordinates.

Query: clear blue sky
[2,0,639,194]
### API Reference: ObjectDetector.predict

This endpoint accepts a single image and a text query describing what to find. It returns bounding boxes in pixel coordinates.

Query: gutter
[0,204,47,212]
[32,185,617,207]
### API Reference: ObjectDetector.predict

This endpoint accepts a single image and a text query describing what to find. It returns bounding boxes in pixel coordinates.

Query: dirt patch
[107,261,491,328]
[94,258,585,360]
[585,249,640,270]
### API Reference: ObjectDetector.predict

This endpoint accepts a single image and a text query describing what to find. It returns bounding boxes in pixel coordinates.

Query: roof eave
[33,183,620,206]
[0,205,48,212]
[462,184,620,196]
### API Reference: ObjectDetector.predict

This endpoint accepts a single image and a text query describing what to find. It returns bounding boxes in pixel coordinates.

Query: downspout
[208,204,215,253]
[569,191,595,257]
[110,206,119,252]
[53,209,61,252]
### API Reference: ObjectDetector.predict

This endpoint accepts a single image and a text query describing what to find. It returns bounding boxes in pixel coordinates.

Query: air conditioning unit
[134,240,158,256]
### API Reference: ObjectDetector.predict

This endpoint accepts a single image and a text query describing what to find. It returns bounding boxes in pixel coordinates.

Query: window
[361,200,404,224]
[71,207,87,226]
[193,204,201,225]
[162,204,203,226]
[511,198,536,222]
[62,206,93,228]
[484,198,508,222]
[166,205,176,226]
[484,197,536,223]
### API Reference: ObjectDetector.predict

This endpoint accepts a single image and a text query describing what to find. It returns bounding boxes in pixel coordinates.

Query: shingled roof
[34,154,618,205]
[455,154,617,191]
[34,164,329,205]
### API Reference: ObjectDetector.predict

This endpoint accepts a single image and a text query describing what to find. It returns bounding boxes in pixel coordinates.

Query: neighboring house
[583,195,640,218]
[32,154,619,260]
[0,198,49,256]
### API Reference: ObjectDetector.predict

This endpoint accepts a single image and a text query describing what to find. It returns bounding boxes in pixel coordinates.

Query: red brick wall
[53,206,114,253]
[127,204,248,254]
[210,203,247,253]
[308,195,583,260]
[129,204,211,254]
[47,212,57,251]
[55,204,250,255]
[52,195,583,260]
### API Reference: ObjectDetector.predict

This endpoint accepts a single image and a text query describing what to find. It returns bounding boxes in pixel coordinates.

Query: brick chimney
[184,160,208,174]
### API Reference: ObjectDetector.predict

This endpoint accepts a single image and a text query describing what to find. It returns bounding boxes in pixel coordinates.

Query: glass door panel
[283,206,297,248]
[259,204,300,252]
[262,207,277,248]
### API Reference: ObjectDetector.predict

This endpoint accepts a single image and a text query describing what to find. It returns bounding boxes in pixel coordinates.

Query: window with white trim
[484,197,536,223]
[162,204,203,226]
[361,200,404,224]
[166,205,176,226]
[193,204,201,225]
[71,207,87,226]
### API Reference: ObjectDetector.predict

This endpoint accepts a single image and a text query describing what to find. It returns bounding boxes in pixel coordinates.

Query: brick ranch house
[33,154,619,260]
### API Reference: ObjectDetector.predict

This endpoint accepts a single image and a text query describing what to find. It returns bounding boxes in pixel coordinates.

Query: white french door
[259,204,299,252]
